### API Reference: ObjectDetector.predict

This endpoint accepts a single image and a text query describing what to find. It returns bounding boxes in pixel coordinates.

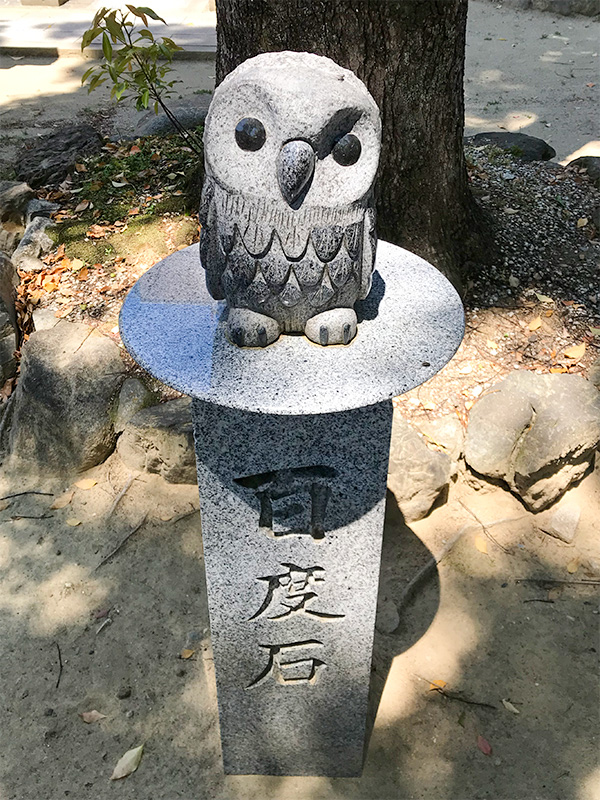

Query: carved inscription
[235,465,337,539]
[250,563,345,621]
[247,640,325,689]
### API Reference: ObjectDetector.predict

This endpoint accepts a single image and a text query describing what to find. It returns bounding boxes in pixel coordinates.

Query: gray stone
[415,414,465,462]
[466,132,556,161]
[536,500,581,544]
[25,198,60,224]
[388,411,452,522]
[0,253,18,381]
[464,372,600,511]
[16,124,103,189]
[11,216,54,272]
[119,241,465,415]
[114,377,157,433]
[200,52,381,345]
[568,156,600,189]
[589,358,600,391]
[191,398,393,775]
[375,595,400,635]
[117,398,196,483]
[0,181,33,228]
[3,321,125,475]
[32,307,59,332]
[133,97,211,138]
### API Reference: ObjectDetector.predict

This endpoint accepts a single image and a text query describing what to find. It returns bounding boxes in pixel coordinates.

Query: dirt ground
[1,2,599,799]
[0,450,598,800]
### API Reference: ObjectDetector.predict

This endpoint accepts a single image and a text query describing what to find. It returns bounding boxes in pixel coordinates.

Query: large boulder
[114,377,158,433]
[2,321,125,475]
[117,398,196,483]
[15,124,103,188]
[387,411,452,523]
[465,372,600,511]
[466,132,556,162]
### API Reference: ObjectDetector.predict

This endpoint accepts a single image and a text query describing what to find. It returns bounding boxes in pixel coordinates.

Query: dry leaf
[66,518,82,527]
[129,145,141,155]
[77,267,89,281]
[590,327,600,337]
[80,710,107,723]
[50,489,75,509]
[501,699,520,715]
[42,275,60,292]
[128,207,140,216]
[528,316,542,331]
[545,310,554,318]
[564,343,585,360]
[477,735,492,756]
[74,478,97,490]
[475,535,488,554]
[110,744,144,780]
[70,258,85,271]
[74,200,90,213]
[75,163,87,172]
[550,367,567,374]
[111,180,128,188]
[535,293,553,303]
[180,649,195,660]
[429,679,447,691]
[567,558,579,574]
[577,217,588,228]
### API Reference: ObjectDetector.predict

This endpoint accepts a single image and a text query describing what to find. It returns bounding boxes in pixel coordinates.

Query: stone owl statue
[199,51,381,347]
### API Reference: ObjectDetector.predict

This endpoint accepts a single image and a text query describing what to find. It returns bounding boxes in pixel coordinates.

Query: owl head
[203,51,381,212]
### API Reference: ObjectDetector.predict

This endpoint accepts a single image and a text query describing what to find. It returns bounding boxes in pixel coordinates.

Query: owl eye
[235,117,266,151]
[332,133,361,166]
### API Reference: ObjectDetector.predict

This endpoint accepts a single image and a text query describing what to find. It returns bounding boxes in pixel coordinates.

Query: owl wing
[359,206,377,300]
[199,177,226,300]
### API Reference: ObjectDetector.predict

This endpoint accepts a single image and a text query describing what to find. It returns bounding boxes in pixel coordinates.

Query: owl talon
[226,308,281,348]
[305,308,358,346]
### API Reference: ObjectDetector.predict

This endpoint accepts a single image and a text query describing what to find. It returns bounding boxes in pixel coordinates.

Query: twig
[171,507,199,524]
[0,491,54,500]
[54,641,63,689]
[523,598,555,604]
[457,499,518,554]
[94,513,148,571]
[9,514,53,520]
[429,686,497,710]
[516,578,600,587]
[107,474,136,517]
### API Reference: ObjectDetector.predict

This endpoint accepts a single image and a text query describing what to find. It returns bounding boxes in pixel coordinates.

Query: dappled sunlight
[561,139,600,165]
[0,55,110,108]
[475,68,526,92]
[465,110,538,133]
[578,767,600,800]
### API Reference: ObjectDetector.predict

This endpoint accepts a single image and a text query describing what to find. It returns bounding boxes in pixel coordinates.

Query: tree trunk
[215,0,488,287]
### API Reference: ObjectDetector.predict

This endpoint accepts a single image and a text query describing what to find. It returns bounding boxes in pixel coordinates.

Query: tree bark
[215,0,488,287]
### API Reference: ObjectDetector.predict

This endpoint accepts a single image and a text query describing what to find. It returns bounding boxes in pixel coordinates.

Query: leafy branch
[80,5,202,155]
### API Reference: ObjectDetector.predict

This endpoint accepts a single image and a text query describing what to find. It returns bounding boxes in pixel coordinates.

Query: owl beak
[277,140,315,208]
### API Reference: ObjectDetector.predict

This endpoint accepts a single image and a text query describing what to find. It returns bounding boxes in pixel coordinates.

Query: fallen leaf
[50,489,75,509]
[501,699,520,714]
[42,275,60,292]
[70,258,85,271]
[74,479,97,490]
[586,82,596,88]
[75,163,87,173]
[110,744,144,780]
[590,327,600,336]
[180,649,195,660]
[74,200,90,213]
[111,180,128,188]
[80,710,107,723]
[564,343,585,360]
[150,152,160,162]
[545,310,554,318]
[475,535,488,554]
[504,207,519,215]
[159,512,173,521]
[528,316,542,331]
[66,518,82,527]
[128,207,140,216]
[129,145,141,155]
[429,679,447,691]
[477,735,492,756]
[577,217,588,228]
[567,558,579,574]
[77,267,89,281]
[535,293,553,303]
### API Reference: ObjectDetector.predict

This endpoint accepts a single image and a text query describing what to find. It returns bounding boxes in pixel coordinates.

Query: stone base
[192,399,393,776]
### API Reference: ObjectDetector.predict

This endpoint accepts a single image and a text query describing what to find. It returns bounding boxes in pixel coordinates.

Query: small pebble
[117,686,131,699]
[125,710,135,718]
[44,708,56,717]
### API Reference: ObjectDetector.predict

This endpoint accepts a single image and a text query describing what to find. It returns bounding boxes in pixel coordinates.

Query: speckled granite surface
[119,240,464,415]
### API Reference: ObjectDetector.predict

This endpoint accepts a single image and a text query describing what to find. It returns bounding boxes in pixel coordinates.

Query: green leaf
[102,32,113,61]
[141,87,150,108]
[105,15,125,42]
[80,65,96,84]
[137,6,166,23]
[88,74,107,92]
[81,26,102,50]
[138,29,154,40]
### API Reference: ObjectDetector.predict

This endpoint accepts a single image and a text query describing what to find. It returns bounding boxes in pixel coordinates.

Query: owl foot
[305,308,358,346]
[226,308,281,348]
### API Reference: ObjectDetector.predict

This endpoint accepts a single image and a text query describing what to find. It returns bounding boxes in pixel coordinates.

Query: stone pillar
[119,240,464,777]
[192,399,392,776]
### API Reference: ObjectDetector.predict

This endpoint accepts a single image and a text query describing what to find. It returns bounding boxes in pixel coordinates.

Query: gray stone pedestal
[120,241,464,777]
